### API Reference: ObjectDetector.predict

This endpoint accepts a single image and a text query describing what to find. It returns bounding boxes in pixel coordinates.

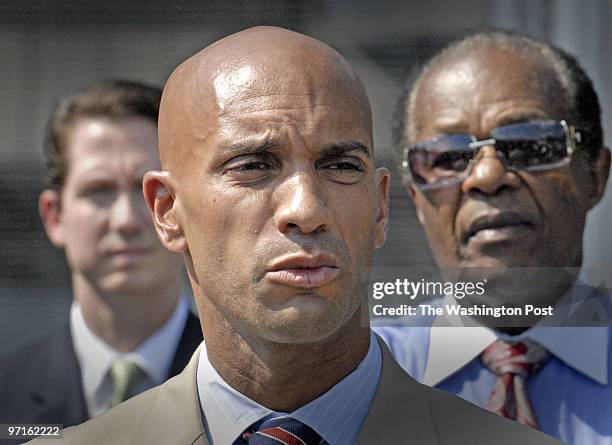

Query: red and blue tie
[242,417,321,445]
[481,339,549,429]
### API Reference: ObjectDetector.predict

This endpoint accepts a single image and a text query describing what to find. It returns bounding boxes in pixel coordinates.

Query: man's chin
[455,263,573,307]
[250,300,357,345]
[95,272,154,296]
[457,249,540,268]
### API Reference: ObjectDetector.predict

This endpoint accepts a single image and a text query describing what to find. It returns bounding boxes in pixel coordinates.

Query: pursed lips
[265,253,340,288]
[461,211,535,244]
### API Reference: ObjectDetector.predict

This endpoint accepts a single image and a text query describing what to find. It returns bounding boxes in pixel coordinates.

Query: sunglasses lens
[498,139,568,168]
[407,120,572,189]
[492,120,569,168]
[408,134,473,186]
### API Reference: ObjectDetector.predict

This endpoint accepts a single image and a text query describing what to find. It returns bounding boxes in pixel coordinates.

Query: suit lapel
[167,312,203,378]
[30,325,89,426]
[124,335,438,445]
[129,345,209,445]
[357,336,438,445]
[24,313,201,431]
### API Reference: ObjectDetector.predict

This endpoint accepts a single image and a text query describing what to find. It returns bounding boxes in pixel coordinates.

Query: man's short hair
[392,29,604,178]
[43,79,162,190]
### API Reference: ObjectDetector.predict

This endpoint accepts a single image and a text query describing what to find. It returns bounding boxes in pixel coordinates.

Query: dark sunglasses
[403,120,585,189]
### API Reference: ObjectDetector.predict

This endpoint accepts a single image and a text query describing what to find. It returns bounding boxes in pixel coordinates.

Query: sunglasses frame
[402,120,583,190]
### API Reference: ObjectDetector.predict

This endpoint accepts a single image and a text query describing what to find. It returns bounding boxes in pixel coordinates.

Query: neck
[73,274,181,352]
[201,303,370,412]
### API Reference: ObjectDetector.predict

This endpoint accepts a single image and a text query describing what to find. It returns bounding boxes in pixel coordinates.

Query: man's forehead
[193,65,368,148]
[212,65,256,111]
[159,27,372,169]
[69,117,158,156]
[215,80,353,119]
[425,46,561,98]
[213,78,372,158]
[208,53,363,113]
[412,46,565,134]
[168,27,359,107]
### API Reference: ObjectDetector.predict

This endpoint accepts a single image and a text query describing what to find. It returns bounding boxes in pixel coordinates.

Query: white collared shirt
[70,297,189,417]
[196,332,382,445]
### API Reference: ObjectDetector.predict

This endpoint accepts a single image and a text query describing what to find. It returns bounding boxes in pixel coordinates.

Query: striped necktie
[242,417,321,445]
[480,339,549,429]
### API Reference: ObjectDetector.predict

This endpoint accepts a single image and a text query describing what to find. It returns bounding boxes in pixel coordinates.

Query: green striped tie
[109,358,143,408]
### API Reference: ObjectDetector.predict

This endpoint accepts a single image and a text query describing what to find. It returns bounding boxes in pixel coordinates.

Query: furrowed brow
[222,139,280,155]
[320,140,372,159]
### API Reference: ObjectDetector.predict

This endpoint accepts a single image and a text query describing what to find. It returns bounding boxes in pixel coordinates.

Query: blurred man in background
[376,30,611,444]
[0,80,202,432]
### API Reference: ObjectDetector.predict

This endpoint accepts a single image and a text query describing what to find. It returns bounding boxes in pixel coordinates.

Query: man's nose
[109,192,146,236]
[461,145,521,195]
[274,173,331,235]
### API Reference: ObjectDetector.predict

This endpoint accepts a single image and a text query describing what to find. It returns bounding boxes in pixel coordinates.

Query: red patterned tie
[243,417,321,445]
[480,339,549,429]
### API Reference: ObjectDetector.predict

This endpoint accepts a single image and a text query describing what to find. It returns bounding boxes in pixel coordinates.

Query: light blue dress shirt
[196,332,382,445]
[374,285,612,445]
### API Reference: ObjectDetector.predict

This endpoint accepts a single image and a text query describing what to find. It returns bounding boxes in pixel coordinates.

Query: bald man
[29,27,561,445]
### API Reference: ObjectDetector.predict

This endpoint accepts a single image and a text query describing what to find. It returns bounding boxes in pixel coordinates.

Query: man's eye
[78,185,116,206]
[81,185,114,197]
[326,161,364,171]
[320,158,366,184]
[432,152,471,171]
[224,159,276,183]
[231,161,271,171]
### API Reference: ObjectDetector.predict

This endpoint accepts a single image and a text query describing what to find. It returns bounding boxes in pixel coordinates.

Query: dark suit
[0,312,202,442]
[30,336,563,445]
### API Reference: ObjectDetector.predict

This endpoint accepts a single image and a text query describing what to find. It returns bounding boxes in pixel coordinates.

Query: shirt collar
[424,283,609,386]
[197,332,381,445]
[70,297,189,401]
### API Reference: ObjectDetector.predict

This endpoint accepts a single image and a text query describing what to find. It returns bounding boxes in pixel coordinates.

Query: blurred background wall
[1,0,611,355]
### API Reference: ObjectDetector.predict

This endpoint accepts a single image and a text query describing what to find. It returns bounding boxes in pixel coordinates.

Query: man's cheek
[421,207,459,264]
[536,178,579,223]
[534,170,579,200]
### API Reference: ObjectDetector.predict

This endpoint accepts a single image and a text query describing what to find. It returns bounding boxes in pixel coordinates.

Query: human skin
[406,45,610,314]
[144,26,389,412]
[39,117,184,351]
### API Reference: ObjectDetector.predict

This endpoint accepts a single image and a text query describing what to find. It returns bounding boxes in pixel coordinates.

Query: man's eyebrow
[320,141,372,159]
[495,111,550,127]
[222,140,280,154]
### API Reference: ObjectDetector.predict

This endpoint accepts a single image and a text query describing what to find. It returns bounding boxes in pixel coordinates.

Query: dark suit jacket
[30,336,564,445]
[0,312,202,433]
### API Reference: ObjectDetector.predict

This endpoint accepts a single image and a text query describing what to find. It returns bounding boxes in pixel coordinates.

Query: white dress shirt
[197,332,382,445]
[70,297,189,417]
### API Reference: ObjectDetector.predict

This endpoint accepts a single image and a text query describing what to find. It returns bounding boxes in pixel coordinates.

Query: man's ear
[374,167,390,249]
[143,171,188,253]
[405,181,425,225]
[39,189,65,248]
[587,147,611,209]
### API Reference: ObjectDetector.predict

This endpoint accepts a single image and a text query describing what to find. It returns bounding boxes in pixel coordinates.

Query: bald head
[158,26,372,172]
[144,25,389,352]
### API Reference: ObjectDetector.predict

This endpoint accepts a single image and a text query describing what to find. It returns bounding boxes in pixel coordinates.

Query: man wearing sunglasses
[376,30,611,444]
